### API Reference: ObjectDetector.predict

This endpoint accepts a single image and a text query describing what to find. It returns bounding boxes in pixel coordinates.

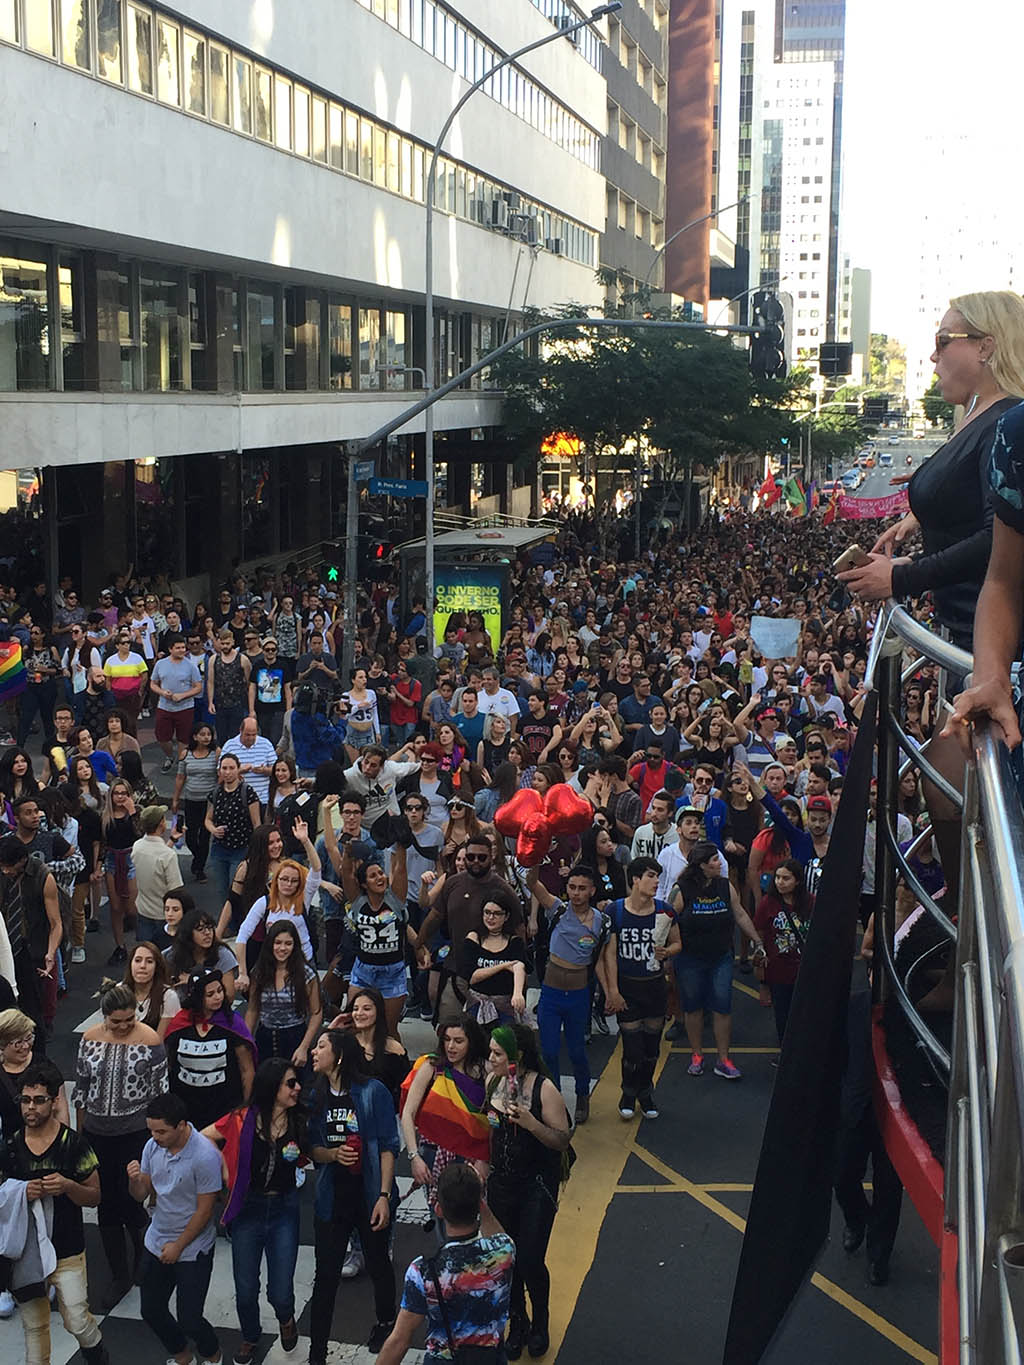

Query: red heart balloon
[516,811,553,867]
[543,784,593,837]
[494,788,543,836]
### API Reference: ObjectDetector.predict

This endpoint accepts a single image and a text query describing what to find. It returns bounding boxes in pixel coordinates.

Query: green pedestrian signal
[327,566,339,583]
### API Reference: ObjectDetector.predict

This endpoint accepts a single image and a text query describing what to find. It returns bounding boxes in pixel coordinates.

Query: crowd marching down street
[2,290,1024,1363]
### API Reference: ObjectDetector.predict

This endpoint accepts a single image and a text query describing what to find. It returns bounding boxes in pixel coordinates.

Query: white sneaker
[71,947,86,964]
[0,1290,15,1317]
[340,1244,364,1279]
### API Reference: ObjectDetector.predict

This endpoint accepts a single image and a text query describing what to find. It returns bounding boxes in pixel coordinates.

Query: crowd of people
[1,286,1023,1362]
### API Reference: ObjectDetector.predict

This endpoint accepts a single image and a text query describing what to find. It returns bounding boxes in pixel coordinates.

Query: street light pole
[641,196,751,296]
[424,3,621,650]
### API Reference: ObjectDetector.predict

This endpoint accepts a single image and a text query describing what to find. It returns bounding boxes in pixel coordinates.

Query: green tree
[920,376,954,427]
[869,333,907,396]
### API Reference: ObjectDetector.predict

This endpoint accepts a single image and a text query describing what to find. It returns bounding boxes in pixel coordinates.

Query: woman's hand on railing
[942,679,1022,753]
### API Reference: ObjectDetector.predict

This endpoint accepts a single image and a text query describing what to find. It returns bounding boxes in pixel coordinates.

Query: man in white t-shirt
[656,807,727,902]
[476,668,520,732]
[804,673,847,723]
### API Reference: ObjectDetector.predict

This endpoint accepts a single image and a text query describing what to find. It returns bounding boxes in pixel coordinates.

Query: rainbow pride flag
[0,639,26,702]
[400,1053,492,1163]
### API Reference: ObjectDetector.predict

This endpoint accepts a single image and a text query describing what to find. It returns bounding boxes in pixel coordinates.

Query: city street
[0,726,941,1365]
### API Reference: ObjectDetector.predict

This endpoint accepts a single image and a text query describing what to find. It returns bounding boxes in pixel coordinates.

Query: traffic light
[357,514,392,579]
[749,291,787,380]
[818,342,852,377]
[321,541,343,585]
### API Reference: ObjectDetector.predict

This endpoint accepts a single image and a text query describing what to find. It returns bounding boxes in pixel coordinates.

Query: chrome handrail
[870,602,1024,1363]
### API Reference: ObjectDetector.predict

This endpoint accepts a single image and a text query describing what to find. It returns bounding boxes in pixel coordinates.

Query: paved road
[2,744,942,1365]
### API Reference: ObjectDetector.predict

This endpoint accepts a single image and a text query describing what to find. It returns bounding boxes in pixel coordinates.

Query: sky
[841,0,1024,347]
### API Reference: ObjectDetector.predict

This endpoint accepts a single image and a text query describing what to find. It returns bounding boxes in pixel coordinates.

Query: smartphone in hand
[832,544,871,573]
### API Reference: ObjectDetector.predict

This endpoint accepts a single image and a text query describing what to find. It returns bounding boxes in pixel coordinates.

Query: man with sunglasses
[414,834,522,1025]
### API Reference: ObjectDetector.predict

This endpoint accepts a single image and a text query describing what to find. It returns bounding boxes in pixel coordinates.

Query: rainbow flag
[0,639,26,702]
[400,1053,491,1163]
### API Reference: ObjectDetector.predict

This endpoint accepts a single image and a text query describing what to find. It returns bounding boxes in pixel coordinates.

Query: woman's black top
[364,1047,412,1111]
[487,1076,561,1189]
[104,813,137,851]
[892,398,1017,647]
[250,1128,300,1195]
[458,936,527,997]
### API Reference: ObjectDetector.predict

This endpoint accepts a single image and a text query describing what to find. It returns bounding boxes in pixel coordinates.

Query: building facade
[599,0,669,299]
[0,0,608,593]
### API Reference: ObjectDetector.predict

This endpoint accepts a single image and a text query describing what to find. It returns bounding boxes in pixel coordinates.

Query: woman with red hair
[234,817,323,988]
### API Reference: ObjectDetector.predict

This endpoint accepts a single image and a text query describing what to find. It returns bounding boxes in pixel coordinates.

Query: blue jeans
[230,1189,300,1343]
[209,842,246,908]
[538,982,590,1096]
[391,721,416,744]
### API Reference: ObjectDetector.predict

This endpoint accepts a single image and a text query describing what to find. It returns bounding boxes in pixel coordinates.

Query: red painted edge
[870,1004,946,1244]
[871,1006,959,1362]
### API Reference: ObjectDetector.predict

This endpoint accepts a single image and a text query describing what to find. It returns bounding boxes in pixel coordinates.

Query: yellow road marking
[733,979,766,1001]
[629,1147,938,1364]
[667,1046,780,1055]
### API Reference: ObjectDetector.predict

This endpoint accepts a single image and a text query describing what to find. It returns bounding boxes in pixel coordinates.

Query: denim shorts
[349,957,408,999]
[675,950,734,1015]
[103,849,136,879]
[347,727,379,750]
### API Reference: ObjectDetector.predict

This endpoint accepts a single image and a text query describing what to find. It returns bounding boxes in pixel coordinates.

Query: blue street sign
[369,477,428,498]
[354,460,376,483]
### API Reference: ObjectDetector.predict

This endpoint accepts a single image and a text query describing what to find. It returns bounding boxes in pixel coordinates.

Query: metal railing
[869,602,1024,1363]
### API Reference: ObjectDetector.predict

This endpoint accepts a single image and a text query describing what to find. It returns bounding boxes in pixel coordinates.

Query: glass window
[327,300,352,390]
[359,118,373,180]
[117,269,138,390]
[24,0,54,54]
[293,85,310,157]
[209,42,228,123]
[385,310,406,391]
[400,138,412,198]
[60,0,90,69]
[345,111,359,174]
[274,75,292,149]
[95,0,121,80]
[358,308,380,390]
[311,95,327,162]
[140,270,183,391]
[246,288,275,390]
[183,31,205,114]
[411,145,424,202]
[233,54,252,134]
[373,125,386,184]
[328,102,343,169]
[187,272,206,347]
[386,130,400,193]
[58,253,86,391]
[254,65,272,140]
[231,284,244,388]
[0,0,15,43]
[0,251,50,391]
[156,19,179,105]
[127,4,152,94]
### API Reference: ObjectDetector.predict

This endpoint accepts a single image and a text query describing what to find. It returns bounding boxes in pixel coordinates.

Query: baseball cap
[806,795,833,814]
[676,805,703,822]
[140,804,169,833]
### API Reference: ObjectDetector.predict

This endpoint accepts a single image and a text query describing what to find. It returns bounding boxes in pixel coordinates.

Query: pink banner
[837,490,909,520]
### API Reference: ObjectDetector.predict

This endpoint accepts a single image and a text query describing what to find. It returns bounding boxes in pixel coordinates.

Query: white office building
[0,0,607,591]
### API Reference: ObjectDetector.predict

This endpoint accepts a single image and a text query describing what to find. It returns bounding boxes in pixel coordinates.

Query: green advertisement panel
[433,564,506,654]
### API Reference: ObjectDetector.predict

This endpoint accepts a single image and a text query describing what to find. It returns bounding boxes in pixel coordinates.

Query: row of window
[0,0,598,268]
[352,0,601,168]
[0,239,505,396]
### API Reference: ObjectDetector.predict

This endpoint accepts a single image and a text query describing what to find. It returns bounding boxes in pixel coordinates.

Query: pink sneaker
[688,1053,704,1076]
[714,1057,742,1080]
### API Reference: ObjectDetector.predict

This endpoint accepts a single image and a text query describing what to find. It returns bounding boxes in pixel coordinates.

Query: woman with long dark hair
[201,1057,306,1364]
[243,921,322,1066]
[578,824,626,907]
[170,720,219,883]
[0,748,40,823]
[754,857,812,1045]
[485,1023,570,1360]
[671,841,763,1081]
[307,1029,399,1361]
[122,940,180,1040]
[17,624,61,747]
[474,759,519,825]
[400,1015,490,1204]
[165,907,239,1001]
[164,966,255,1130]
[342,986,410,1108]
[216,821,283,947]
